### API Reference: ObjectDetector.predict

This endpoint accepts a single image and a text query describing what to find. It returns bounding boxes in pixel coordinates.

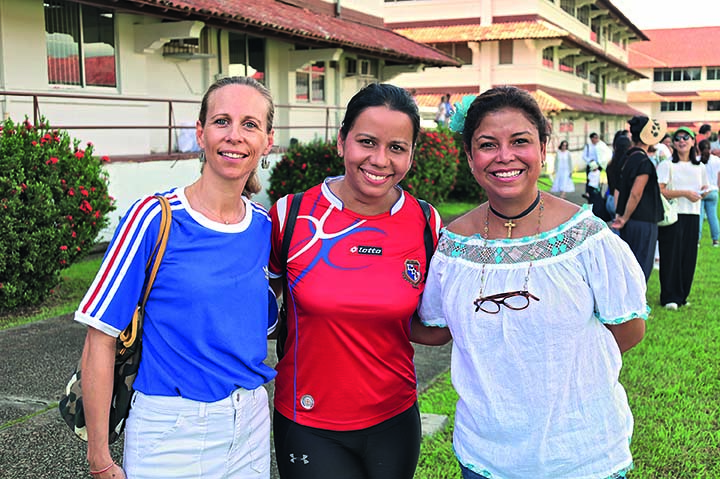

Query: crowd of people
[550,121,719,310]
[74,76,720,478]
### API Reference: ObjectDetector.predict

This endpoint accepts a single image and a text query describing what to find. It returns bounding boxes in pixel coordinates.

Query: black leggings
[273,404,421,479]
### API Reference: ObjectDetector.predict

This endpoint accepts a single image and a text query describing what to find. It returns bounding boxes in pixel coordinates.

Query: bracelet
[90,462,115,475]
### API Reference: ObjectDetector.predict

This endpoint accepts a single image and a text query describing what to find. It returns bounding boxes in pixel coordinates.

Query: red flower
[74,150,85,159]
[59,245,68,251]
[301,163,307,170]
[71,231,77,238]
[80,189,89,197]
[94,211,101,218]
[68,188,75,196]
[59,259,67,265]
[20,183,27,191]
[101,155,110,162]
[32,141,37,146]
[79,200,93,213]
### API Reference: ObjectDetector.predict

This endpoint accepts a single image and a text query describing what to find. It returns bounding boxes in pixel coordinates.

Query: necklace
[191,188,245,225]
[488,191,541,238]
[476,194,544,305]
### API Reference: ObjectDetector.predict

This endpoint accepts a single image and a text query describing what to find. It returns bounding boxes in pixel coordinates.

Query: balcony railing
[0,90,344,161]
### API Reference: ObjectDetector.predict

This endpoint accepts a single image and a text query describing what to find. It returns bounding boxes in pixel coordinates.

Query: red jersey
[269,179,441,430]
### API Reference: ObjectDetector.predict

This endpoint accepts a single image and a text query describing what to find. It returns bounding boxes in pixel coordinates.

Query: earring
[261,155,270,169]
[199,150,206,163]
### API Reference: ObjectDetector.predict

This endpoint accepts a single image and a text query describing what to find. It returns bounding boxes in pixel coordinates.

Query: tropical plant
[0,117,115,311]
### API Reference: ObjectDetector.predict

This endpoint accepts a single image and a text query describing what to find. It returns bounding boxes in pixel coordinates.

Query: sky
[611,0,720,29]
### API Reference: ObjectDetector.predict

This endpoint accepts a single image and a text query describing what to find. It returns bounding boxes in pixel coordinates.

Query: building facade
[384,0,647,168]
[0,0,455,234]
[627,27,720,135]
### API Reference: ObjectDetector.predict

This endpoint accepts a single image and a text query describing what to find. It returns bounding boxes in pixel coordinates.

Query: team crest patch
[403,259,422,288]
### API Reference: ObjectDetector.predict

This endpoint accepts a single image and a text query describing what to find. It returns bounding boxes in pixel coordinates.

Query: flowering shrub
[267,139,343,202]
[401,128,459,204]
[447,129,487,203]
[0,117,115,311]
[268,129,460,205]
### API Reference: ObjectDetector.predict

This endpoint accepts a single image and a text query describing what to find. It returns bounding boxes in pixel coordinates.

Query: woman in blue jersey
[268,83,443,479]
[419,86,647,479]
[76,76,277,479]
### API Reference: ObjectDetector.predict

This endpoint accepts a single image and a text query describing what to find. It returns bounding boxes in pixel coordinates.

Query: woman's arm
[605,318,645,353]
[611,174,647,229]
[81,327,125,477]
[409,314,452,345]
[659,183,702,202]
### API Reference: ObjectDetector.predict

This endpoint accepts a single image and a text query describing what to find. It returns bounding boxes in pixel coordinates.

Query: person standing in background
[550,140,575,199]
[582,133,607,198]
[657,127,709,310]
[612,116,666,281]
[697,139,720,247]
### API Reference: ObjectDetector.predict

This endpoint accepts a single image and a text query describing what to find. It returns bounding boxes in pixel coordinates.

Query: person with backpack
[612,116,667,281]
[268,83,442,479]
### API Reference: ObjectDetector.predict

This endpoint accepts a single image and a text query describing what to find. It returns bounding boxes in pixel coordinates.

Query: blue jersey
[75,187,277,401]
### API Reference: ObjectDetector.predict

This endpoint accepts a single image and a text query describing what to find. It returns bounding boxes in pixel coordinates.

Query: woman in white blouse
[418,86,647,479]
[656,127,709,310]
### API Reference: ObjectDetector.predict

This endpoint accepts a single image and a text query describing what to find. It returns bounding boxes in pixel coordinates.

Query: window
[560,0,575,16]
[44,0,116,87]
[708,101,720,111]
[542,47,554,68]
[707,67,720,80]
[296,62,325,102]
[499,40,513,65]
[437,43,473,65]
[660,101,692,112]
[559,55,574,74]
[228,33,266,83]
[654,67,701,82]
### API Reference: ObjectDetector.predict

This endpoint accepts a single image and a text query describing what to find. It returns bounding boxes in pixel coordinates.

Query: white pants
[123,387,271,478]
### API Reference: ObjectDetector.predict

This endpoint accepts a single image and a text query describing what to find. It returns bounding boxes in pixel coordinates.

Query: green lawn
[415,223,720,478]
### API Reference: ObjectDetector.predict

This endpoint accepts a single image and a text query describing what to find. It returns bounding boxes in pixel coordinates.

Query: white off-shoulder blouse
[419,206,648,479]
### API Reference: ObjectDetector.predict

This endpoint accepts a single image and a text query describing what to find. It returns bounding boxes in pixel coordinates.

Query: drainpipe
[336,0,341,17]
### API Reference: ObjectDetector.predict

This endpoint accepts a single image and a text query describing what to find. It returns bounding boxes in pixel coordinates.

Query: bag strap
[280,193,304,271]
[417,199,434,281]
[120,195,171,348]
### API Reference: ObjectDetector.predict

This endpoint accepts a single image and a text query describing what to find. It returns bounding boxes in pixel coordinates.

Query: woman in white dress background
[551,140,575,198]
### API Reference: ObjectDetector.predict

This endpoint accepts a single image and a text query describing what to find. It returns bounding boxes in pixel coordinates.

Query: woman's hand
[90,461,126,478]
[685,190,702,202]
[611,215,626,230]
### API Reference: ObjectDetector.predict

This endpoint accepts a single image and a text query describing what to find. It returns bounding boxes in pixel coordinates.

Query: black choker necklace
[488,192,541,238]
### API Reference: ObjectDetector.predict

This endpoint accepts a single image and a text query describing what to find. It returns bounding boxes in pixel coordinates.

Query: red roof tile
[394,20,568,43]
[528,86,645,117]
[629,27,720,69]
[126,0,457,66]
[395,20,644,78]
[414,86,642,117]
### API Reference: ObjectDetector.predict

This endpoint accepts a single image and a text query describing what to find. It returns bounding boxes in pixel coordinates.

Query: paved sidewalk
[0,314,451,478]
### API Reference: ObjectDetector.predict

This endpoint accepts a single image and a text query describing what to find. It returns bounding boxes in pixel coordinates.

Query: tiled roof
[629,27,720,69]
[394,19,643,78]
[528,86,644,116]
[628,91,720,102]
[124,0,457,66]
[394,20,568,43]
[413,87,642,117]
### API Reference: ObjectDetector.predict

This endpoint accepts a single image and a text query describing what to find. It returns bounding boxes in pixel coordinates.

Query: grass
[415,222,720,479]
[0,255,103,330]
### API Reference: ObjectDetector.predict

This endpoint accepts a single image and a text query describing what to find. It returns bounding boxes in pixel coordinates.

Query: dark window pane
[82,5,116,87]
[45,0,81,85]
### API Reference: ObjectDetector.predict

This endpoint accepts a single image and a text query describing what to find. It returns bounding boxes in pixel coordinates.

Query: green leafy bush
[447,129,487,203]
[268,129,461,205]
[401,128,459,204]
[267,139,342,203]
[0,117,115,311]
